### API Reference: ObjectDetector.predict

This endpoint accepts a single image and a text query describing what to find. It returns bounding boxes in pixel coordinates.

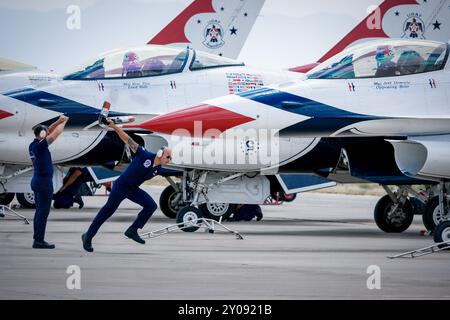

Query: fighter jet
[136,38,450,242]
[0,0,268,209]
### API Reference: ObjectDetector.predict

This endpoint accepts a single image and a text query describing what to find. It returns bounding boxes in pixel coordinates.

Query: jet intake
[389,135,450,180]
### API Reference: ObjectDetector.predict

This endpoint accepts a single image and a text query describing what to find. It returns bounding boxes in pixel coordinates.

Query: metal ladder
[0,205,30,224]
[388,241,450,259]
[139,218,244,240]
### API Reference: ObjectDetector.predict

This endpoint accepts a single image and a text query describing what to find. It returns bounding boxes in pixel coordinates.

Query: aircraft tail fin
[148,0,265,59]
[290,0,450,73]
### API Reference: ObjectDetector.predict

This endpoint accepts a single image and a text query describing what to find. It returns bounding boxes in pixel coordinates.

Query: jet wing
[276,174,336,194]
[86,167,121,184]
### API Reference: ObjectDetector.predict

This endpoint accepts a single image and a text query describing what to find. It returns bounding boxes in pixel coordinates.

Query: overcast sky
[0,0,383,73]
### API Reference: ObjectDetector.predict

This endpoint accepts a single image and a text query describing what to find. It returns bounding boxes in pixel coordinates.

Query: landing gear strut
[170,170,245,231]
[431,181,450,243]
[422,182,450,232]
[159,177,186,219]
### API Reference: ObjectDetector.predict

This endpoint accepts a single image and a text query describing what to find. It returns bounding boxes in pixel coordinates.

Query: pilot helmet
[375,45,395,62]
[122,51,141,72]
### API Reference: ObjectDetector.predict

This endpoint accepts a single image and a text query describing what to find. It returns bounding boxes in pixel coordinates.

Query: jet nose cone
[125,104,255,137]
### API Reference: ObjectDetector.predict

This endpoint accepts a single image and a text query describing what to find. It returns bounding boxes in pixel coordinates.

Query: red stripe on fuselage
[125,104,255,137]
[0,109,13,120]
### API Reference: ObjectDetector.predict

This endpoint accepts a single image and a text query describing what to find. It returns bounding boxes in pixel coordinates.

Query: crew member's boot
[124,226,145,244]
[74,195,84,209]
[81,233,94,252]
[32,240,55,249]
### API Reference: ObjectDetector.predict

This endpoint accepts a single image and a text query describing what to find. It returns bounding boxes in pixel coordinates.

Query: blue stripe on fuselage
[239,88,382,135]
[239,87,375,119]
[3,88,125,126]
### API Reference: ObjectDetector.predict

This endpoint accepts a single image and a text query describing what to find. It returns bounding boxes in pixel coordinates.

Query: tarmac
[0,186,449,300]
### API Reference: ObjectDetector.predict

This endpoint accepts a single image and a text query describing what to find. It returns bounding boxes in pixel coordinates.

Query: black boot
[255,207,263,221]
[124,226,145,244]
[74,195,84,209]
[32,240,55,249]
[81,233,94,252]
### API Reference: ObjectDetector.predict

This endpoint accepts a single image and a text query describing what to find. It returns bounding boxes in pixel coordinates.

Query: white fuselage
[0,60,300,165]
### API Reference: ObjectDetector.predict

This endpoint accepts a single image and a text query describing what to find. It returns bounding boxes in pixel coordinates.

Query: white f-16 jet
[136,37,450,242]
[0,0,268,208]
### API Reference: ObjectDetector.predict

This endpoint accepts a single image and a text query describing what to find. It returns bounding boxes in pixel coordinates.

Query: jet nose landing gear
[433,221,450,244]
[176,206,203,233]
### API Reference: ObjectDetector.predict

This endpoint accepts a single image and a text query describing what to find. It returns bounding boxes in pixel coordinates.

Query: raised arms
[107,119,139,153]
[46,115,69,145]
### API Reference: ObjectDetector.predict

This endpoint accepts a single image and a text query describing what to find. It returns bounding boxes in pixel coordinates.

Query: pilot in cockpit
[122,51,142,77]
[397,50,424,75]
[141,57,166,76]
[375,45,398,77]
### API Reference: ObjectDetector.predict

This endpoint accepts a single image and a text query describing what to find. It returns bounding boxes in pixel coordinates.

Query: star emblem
[395,11,400,16]
[432,20,442,30]
[230,26,237,35]
[244,12,248,17]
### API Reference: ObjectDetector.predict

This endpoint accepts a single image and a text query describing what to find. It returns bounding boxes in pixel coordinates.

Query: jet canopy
[63,46,243,80]
[307,39,449,80]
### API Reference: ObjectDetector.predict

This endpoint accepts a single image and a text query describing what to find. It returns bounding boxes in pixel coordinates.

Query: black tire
[0,193,15,206]
[176,206,203,233]
[281,193,297,203]
[374,195,414,233]
[16,193,36,209]
[422,196,448,231]
[159,185,183,219]
[433,221,450,244]
[199,203,236,221]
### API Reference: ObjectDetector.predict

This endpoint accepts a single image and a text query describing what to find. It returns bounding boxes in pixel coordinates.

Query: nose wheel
[433,221,450,244]
[176,206,203,233]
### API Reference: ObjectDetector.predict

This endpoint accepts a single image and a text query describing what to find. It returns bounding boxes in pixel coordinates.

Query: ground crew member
[81,118,173,252]
[29,115,69,249]
[53,167,89,209]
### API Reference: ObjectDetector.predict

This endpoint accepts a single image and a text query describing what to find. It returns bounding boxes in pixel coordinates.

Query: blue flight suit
[29,138,54,242]
[230,204,263,221]
[53,167,89,208]
[85,147,163,238]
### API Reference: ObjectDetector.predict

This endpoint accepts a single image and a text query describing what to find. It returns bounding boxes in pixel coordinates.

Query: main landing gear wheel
[159,185,184,219]
[16,192,36,209]
[0,193,15,206]
[433,221,450,244]
[374,195,414,233]
[422,196,448,231]
[199,203,236,221]
[176,206,203,233]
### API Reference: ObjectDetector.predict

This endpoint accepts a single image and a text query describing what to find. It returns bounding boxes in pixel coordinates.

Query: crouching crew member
[82,118,173,252]
[29,115,69,249]
[53,167,89,209]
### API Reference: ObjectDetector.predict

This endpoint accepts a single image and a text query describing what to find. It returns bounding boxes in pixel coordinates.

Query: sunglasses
[165,155,172,160]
